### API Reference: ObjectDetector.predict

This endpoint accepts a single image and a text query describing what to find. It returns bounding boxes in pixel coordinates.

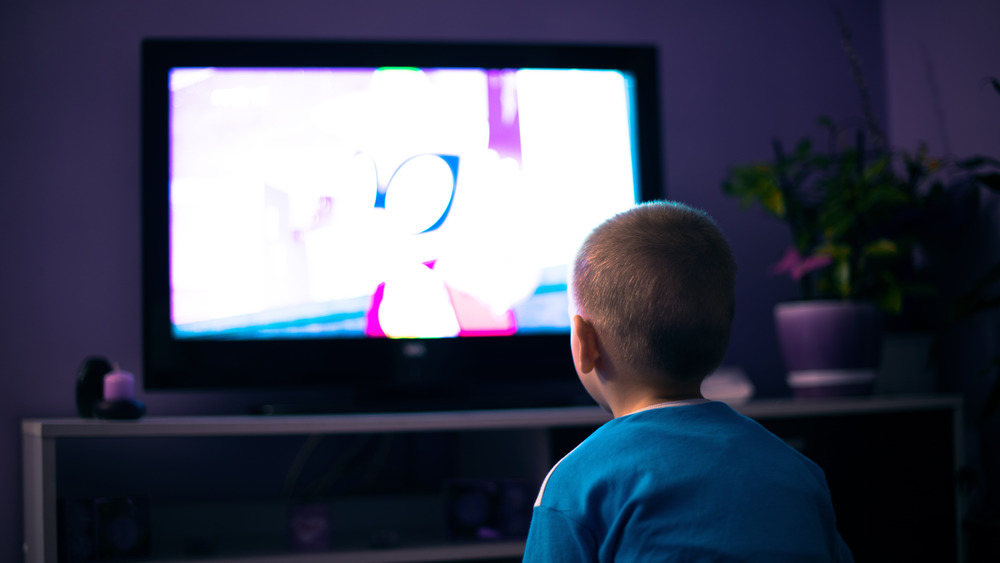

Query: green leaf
[879,285,904,315]
[792,138,815,162]
[816,115,835,130]
[762,187,786,216]
[862,157,888,181]
[817,243,851,261]
[863,239,899,258]
[834,259,851,297]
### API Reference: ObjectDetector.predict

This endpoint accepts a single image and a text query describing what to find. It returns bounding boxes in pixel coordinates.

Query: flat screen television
[141,38,663,412]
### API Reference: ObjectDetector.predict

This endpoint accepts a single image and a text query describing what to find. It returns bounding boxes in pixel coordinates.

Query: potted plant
[723,120,895,396]
[723,111,1000,398]
[721,10,1000,398]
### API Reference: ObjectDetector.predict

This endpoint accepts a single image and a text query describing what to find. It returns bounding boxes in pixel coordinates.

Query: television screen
[142,39,662,411]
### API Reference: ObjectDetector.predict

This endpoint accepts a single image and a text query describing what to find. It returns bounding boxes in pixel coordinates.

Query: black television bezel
[141,38,663,411]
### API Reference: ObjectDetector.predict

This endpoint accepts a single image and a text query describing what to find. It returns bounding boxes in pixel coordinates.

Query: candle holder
[95,398,146,420]
[95,368,147,420]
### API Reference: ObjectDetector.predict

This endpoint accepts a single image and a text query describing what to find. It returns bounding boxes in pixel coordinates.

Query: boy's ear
[572,315,601,375]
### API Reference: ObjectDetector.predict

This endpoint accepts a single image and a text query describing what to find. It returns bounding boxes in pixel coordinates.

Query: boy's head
[569,201,736,412]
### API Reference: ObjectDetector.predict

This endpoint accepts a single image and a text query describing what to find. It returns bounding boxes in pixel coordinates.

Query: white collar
[629,398,711,416]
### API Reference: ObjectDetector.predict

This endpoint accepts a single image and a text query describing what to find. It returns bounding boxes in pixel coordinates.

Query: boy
[523,201,853,562]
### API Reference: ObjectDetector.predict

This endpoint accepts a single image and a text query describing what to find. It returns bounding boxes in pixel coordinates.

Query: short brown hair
[571,201,736,382]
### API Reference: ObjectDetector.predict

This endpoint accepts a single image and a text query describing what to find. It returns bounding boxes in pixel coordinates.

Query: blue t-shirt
[523,400,854,562]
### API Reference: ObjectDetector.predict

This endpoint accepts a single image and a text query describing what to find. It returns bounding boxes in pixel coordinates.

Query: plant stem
[833,7,885,151]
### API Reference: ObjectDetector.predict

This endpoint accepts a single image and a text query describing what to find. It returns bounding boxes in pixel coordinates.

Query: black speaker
[75,357,112,418]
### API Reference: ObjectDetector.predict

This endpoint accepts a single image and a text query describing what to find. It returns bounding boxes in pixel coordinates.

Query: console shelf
[22,406,612,440]
[153,540,527,563]
[24,396,964,562]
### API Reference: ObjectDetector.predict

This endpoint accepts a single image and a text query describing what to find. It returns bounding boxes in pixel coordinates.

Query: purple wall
[6,0,982,556]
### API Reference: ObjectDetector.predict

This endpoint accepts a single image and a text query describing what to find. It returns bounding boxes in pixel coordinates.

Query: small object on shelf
[75,356,113,418]
[445,478,535,540]
[288,503,332,552]
[103,367,136,400]
[95,367,146,420]
[701,366,755,405]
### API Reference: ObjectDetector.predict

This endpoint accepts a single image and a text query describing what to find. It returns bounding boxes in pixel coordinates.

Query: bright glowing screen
[169,66,641,339]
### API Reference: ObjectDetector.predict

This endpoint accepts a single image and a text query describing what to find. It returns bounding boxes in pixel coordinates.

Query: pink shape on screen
[365,282,387,337]
[448,287,518,337]
[486,69,523,163]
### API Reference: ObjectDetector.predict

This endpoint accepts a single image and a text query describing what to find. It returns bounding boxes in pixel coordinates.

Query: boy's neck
[612,390,706,418]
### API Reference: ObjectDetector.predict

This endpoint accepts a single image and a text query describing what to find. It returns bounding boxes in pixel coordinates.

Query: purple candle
[104,369,135,401]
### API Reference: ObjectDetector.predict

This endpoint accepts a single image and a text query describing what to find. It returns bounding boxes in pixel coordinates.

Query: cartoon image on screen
[169,66,640,340]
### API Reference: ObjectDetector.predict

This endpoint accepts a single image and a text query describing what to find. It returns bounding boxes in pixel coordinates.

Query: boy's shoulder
[555,400,816,480]
[554,401,735,467]
[538,400,827,505]
[535,401,746,508]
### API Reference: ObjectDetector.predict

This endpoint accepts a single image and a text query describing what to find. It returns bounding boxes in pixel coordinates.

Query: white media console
[24,395,964,562]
